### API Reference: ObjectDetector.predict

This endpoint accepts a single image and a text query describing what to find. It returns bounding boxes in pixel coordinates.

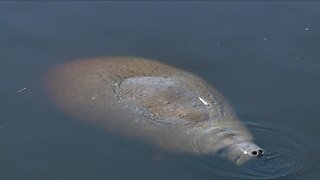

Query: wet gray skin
[44,57,263,165]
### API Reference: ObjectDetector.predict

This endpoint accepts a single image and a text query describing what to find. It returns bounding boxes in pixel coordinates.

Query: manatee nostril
[258,149,263,155]
[251,149,264,156]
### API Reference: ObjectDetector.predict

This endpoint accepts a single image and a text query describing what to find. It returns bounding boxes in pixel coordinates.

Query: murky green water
[1,2,320,180]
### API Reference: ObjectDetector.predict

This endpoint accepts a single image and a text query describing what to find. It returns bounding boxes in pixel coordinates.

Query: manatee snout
[228,141,264,165]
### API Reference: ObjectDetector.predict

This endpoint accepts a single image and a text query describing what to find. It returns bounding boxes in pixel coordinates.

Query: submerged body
[44,57,263,165]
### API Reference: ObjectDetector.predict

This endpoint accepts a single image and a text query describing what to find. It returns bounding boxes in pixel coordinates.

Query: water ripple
[196,120,317,179]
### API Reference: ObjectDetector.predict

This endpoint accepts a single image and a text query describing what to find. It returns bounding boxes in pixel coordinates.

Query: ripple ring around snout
[196,120,317,179]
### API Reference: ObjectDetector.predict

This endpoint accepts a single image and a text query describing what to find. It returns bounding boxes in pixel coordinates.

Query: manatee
[44,57,263,165]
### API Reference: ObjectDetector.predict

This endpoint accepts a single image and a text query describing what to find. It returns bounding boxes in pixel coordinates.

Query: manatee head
[194,124,264,165]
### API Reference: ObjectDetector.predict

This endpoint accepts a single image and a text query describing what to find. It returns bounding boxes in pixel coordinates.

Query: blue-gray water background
[1,2,320,180]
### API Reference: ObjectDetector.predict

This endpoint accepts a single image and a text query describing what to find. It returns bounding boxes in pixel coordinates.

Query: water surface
[1,2,320,180]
